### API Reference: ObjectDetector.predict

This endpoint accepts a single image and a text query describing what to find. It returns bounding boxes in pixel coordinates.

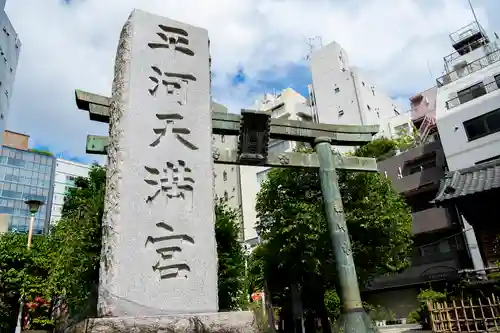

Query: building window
[221,135,225,143]
[223,190,229,201]
[403,152,437,176]
[334,87,340,93]
[494,74,500,88]
[457,83,487,105]
[338,110,344,117]
[223,171,227,181]
[464,108,500,141]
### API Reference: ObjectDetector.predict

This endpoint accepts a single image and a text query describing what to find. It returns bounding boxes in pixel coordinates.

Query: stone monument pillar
[99,9,218,317]
[77,9,257,332]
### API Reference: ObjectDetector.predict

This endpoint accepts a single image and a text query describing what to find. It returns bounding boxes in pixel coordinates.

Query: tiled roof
[433,159,500,203]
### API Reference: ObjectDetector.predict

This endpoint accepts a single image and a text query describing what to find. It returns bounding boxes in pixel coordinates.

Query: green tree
[0,233,53,331]
[214,199,248,310]
[49,164,106,326]
[253,138,413,327]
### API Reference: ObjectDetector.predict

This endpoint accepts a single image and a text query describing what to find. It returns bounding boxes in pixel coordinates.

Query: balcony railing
[446,80,499,109]
[444,37,490,67]
[449,22,487,46]
[436,49,500,87]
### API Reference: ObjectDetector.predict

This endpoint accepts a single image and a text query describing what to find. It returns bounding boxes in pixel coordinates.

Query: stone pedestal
[71,312,258,333]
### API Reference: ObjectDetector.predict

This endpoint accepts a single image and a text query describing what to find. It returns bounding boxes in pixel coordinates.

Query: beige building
[3,129,28,150]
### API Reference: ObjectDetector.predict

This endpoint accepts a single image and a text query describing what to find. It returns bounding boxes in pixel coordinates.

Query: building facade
[364,139,471,319]
[0,145,55,234]
[308,41,407,151]
[434,21,500,274]
[435,22,500,171]
[0,1,20,143]
[50,158,91,225]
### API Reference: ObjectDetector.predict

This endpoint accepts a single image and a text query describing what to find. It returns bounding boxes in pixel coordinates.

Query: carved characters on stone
[150,112,198,150]
[148,25,195,58]
[148,66,197,106]
[144,160,194,203]
[145,222,195,280]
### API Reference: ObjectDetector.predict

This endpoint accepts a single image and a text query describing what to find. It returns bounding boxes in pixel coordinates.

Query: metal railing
[437,49,500,87]
[446,81,499,109]
[449,22,487,45]
[444,37,489,66]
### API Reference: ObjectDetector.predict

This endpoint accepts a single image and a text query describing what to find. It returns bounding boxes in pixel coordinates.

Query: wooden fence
[428,295,500,332]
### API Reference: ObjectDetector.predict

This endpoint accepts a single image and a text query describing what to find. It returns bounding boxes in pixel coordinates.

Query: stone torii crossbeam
[73,9,378,333]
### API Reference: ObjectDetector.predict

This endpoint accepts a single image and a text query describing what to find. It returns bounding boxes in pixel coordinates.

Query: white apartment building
[308,41,408,150]
[435,22,500,170]
[434,21,500,274]
[240,88,314,246]
[50,158,90,224]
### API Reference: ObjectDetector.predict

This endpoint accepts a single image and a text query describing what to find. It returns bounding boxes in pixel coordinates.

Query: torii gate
[74,89,379,333]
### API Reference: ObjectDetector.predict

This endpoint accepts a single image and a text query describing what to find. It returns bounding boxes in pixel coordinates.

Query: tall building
[0,142,55,235]
[435,21,500,170]
[435,20,500,274]
[0,1,20,143]
[308,41,408,152]
[50,158,91,224]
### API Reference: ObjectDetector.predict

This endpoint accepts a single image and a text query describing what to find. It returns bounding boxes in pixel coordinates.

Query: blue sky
[5,0,500,164]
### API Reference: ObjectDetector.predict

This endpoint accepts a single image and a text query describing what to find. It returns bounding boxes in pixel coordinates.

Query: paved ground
[378,324,431,333]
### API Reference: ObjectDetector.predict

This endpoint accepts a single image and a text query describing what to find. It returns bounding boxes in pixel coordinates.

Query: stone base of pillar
[69,311,258,333]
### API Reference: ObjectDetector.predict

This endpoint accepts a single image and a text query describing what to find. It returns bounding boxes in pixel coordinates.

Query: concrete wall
[0,8,19,144]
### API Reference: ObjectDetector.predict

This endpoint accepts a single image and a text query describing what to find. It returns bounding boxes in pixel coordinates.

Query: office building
[50,158,90,224]
[0,1,20,143]
[0,142,55,234]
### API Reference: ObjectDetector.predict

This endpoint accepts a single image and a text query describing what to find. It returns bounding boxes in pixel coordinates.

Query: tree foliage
[214,199,247,311]
[49,164,106,321]
[251,138,413,324]
[0,233,53,331]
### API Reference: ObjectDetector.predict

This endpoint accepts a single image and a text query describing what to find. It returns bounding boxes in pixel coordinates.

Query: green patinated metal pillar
[314,138,376,333]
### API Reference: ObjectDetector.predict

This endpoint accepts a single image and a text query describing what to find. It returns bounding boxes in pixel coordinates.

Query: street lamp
[24,199,44,249]
[15,199,44,333]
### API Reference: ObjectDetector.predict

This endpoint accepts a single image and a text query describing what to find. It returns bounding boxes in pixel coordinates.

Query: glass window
[0,156,7,164]
[15,151,22,160]
[464,108,500,141]
[25,154,34,162]
[3,190,21,199]
[457,83,487,105]
[8,150,15,158]
[34,155,40,164]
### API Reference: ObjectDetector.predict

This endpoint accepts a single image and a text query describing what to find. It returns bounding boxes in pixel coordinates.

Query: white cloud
[4,0,500,159]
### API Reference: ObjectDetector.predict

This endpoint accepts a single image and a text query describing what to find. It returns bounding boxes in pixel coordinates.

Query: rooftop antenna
[426,59,435,86]
[467,0,480,26]
[304,36,323,60]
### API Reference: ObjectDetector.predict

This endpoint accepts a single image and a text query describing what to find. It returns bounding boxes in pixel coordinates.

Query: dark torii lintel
[76,89,379,173]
